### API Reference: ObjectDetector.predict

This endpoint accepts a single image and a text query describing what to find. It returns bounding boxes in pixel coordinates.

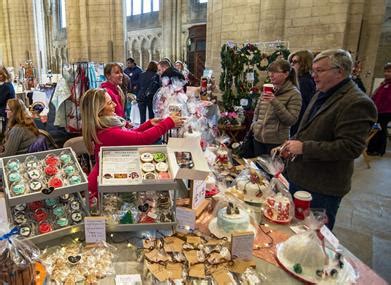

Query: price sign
[84,216,106,244]
[231,231,254,260]
[176,207,196,232]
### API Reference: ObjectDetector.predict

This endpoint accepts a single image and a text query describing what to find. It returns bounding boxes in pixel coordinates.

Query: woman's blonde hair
[0,66,11,82]
[6,99,39,138]
[80,88,112,154]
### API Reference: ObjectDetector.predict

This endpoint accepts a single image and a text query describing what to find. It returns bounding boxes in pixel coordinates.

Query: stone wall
[0,0,37,68]
[206,0,387,92]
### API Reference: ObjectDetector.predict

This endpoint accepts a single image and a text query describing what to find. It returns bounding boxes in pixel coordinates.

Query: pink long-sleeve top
[101,81,125,118]
[88,117,175,199]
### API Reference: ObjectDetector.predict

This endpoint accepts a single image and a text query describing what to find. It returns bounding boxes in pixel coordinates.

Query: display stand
[98,145,180,232]
[1,148,89,243]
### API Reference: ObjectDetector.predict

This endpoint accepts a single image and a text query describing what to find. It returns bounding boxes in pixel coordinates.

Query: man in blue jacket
[124,57,143,94]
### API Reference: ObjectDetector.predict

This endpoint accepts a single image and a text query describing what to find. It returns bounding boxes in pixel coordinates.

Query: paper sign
[101,150,141,185]
[246,72,255,82]
[115,274,142,285]
[192,180,206,209]
[84,216,106,244]
[231,231,254,260]
[176,206,196,231]
[240,98,249,107]
[320,225,340,249]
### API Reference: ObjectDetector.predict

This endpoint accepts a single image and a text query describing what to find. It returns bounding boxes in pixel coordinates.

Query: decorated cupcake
[56,217,69,228]
[71,211,83,224]
[44,165,59,176]
[45,154,60,166]
[69,175,82,185]
[25,155,39,169]
[6,159,20,172]
[142,163,155,173]
[12,183,26,196]
[45,198,58,208]
[140,152,153,163]
[153,152,166,163]
[157,172,171,180]
[60,153,72,165]
[155,162,168,172]
[27,169,42,179]
[38,221,52,234]
[29,180,43,192]
[143,172,157,180]
[8,172,21,183]
[63,165,76,176]
[48,176,63,188]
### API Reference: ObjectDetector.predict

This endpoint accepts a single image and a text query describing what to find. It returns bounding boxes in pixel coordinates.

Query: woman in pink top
[80,88,184,199]
[100,63,126,118]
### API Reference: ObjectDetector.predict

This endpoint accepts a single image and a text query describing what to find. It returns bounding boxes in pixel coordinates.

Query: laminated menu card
[101,150,141,185]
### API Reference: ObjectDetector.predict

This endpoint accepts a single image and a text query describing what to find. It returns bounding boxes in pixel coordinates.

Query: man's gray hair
[314,49,353,77]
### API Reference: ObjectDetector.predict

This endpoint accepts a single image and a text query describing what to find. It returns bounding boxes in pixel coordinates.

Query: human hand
[284,140,303,155]
[261,92,275,102]
[169,114,185,128]
[150,118,163,126]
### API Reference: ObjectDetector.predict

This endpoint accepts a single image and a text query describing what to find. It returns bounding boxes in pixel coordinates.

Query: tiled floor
[334,147,391,282]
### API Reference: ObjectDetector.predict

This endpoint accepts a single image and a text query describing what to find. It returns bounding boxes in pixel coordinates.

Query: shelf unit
[1,147,89,243]
[98,145,181,232]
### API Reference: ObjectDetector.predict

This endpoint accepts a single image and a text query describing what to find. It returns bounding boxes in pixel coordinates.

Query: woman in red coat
[100,63,126,118]
[80,88,184,200]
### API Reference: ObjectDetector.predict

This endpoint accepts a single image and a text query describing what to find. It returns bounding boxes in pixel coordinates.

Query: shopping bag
[238,130,255,158]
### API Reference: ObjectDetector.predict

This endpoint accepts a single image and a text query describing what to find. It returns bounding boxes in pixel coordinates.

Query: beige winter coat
[252,81,302,144]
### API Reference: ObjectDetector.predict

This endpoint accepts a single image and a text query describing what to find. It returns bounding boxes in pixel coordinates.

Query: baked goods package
[262,178,294,224]
[0,222,41,285]
[276,209,358,283]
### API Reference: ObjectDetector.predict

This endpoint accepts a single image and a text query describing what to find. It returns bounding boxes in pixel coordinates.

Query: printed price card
[231,231,254,260]
[84,216,106,244]
[176,206,196,232]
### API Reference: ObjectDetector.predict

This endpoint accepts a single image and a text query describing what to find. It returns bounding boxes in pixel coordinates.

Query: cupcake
[140,152,153,163]
[45,165,58,176]
[12,183,26,196]
[142,163,155,173]
[14,213,28,225]
[60,153,72,165]
[8,172,21,183]
[29,180,43,192]
[25,156,39,169]
[14,203,27,212]
[6,159,20,172]
[48,177,63,188]
[153,152,166,163]
[45,198,58,208]
[56,217,69,227]
[155,162,168,172]
[63,165,76,176]
[19,224,32,237]
[38,221,52,234]
[143,172,157,180]
[53,206,65,217]
[157,172,171,180]
[69,175,82,185]
[71,211,83,223]
[45,154,59,166]
[70,200,81,211]
[27,169,41,179]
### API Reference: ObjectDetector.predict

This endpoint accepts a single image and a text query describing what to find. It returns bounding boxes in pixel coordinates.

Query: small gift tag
[212,267,232,285]
[189,263,206,278]
[146,262,168,282]
[229,259,256,274]
[166,262,182,280]
[187,236,202,245]
[184,250,199,265]
[320,225,340,249]
[231,231,254,260]
[164,236,184,252]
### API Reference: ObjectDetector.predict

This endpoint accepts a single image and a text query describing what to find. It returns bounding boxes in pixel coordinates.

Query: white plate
[276,243,358,284]
[208,217,257,241]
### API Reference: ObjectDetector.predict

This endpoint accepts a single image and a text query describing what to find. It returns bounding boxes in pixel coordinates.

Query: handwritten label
[176,206,196,231]
[115,274,142,285]
[231,231,254,260]
[320,225,340,249]
[192,180,206,209]
[84,216,106,244]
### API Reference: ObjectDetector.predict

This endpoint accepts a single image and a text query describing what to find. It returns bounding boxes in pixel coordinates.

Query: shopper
[158,60,186,83]
[0,66,15,134]
[252,59,302,155]
[289,50,316,136]
[0,99,39,157]
[124,57,143,94]
[284,49,377,230]
[100,63,126,118]
[367,62,391,156]
[137,61,161,124]
[175,60,199,86]
[80,88,184,200]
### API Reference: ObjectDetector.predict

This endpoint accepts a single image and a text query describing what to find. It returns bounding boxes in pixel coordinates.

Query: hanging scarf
[99,115,127,128]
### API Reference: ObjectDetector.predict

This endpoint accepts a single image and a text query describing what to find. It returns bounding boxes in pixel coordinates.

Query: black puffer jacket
[137,71,161,103]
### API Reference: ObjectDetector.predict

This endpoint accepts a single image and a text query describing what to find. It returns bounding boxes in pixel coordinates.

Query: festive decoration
[220,42,290,110]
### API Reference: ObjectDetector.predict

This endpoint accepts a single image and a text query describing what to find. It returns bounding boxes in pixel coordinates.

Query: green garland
[219,43,290,110]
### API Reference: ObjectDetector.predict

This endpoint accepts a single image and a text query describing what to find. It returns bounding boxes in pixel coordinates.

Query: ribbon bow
[0,226,20,241]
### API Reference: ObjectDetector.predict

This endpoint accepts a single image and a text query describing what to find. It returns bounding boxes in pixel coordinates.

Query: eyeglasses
[311,66,340,76]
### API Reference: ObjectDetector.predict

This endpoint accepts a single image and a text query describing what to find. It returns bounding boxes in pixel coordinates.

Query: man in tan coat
[285,49,377,230]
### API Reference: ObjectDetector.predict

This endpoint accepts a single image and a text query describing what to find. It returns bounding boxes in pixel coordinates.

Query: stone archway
[141,38,150,69]
[151,37,161,61]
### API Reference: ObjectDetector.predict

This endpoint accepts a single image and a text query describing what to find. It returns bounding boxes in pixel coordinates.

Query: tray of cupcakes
[1,148,88,205]
[139,148,173,183]
[10,193,87,243]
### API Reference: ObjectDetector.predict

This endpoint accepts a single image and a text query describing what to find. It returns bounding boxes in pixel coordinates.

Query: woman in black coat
[0,66,15,134]
[137,61,161,124]
[288,50,316,136]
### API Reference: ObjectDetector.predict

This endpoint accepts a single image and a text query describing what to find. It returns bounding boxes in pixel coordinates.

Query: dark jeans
[253,140,280,156]
[289,181,342,231]
[367,113,391,155]
[138,98,154,124]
